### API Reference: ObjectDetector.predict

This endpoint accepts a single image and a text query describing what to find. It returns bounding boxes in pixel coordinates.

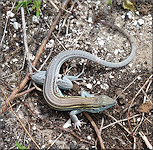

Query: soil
[0,0,152,149]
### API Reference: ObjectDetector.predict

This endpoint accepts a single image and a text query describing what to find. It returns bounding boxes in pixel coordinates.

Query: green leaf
[15,0,41,18]
[107,0,112,5]
[15,1,24,11]
[123,0,135,13]
[15,141,27,149]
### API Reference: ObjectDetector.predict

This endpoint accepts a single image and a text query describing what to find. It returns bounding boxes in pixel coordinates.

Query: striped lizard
[32,21,136,129]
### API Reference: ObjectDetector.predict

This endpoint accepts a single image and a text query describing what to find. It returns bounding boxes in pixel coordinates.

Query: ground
[0,0,152,149]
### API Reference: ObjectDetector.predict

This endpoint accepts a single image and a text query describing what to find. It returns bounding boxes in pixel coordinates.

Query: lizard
[32,21,136,130]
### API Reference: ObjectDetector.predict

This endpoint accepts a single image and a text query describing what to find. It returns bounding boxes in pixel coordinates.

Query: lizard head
[96,95,117,108]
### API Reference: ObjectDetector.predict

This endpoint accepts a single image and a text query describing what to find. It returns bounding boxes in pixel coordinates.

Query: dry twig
[83,112,105,149]
[127,74,152,137]
[1,88,40,149]
[1,0,70,113]
[139,131,153,149]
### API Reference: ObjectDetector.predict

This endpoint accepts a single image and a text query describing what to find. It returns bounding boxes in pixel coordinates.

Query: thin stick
[1,88,40,149]
[104,112,131,135]
[0,2,16,49]
[127,74,152,137]
[49,133,63,147]
[21,7,32,73]
[101,114,140,130]
[133,136,136,149]
[15,87,36,98]
[139,131,153,149]
[48,0,59,11]
[133,79,152,135]
[1,0,70,113]
[83,112,105,149]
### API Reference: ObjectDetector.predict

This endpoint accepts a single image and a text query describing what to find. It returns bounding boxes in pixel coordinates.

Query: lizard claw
[74,119,86,131]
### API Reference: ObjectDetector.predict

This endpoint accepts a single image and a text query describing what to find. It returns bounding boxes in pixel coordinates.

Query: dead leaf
[138,101,152,113]
[123,0,135,13]
[116,88,126,105]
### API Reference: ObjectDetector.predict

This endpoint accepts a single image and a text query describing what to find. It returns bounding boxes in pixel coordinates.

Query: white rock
[10,18,16,22]
[109,74,114,79]
[41,145,46,149]
[29,53,35,61]
[116,23,120,27]
[100,83,109,90]
[32,15,39,23]
[137,76,141,80]
[114,49,119,55]
[98,40,105,46]
[88,17,92,23]
[16,43,19,47]
[12,58,18,62]
[138,19,144,25]
[131,69,136,73]
[86,83,92,89]
[93,80,96,84]
[7,11,15,17]
[32,125,37,130]
[87,135,92,141]
[46,39,54,48]
[13,22,21,30]
[121,15,125,19]
[97,81,101,85]
[128,63,133,67]
[133,20,137,26]
[63,119,71,128]
[136,11,140,15]
[137,118,141,122]
[13,33,16,37]
[127,11,133,19]
[5,46,9,50]
[148,21,152,26]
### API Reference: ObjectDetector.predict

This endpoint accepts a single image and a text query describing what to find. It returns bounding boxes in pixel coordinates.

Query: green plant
[106,0,135,13]
[15,141,28,149]
[15,0,41,18]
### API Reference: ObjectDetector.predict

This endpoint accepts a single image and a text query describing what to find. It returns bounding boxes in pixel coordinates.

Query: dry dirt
[0,0,152,149]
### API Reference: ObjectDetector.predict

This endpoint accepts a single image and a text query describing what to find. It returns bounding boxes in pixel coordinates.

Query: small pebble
[88,17,92,23]
[12,58,18,62]
[32,15,39,23]
[46,39,54,48]
[136,11,140,15]
[100,83,109,90]
[127,11,133,19]
[13,33,16,38]
[41,145,46,149]
[86,83,92,89]
[32,125,37,130]
[133,20,137,26]
[109,74,114,79]
[13,22,21,30]
[93,80,96,84]
[138,19,144,25]
[121,15,125,19]
[87,135,91,141]
[114,49,119,55]
[98,39,105,46]
[7,11,15,17]
[137,118,141,122]
[128,63,133,67]
[137,76,141,80]
[97,81,100,85]
[10,18,16,22]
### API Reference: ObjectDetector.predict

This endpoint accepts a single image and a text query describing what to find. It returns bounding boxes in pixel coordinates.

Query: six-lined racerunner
[32,21,136,129]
